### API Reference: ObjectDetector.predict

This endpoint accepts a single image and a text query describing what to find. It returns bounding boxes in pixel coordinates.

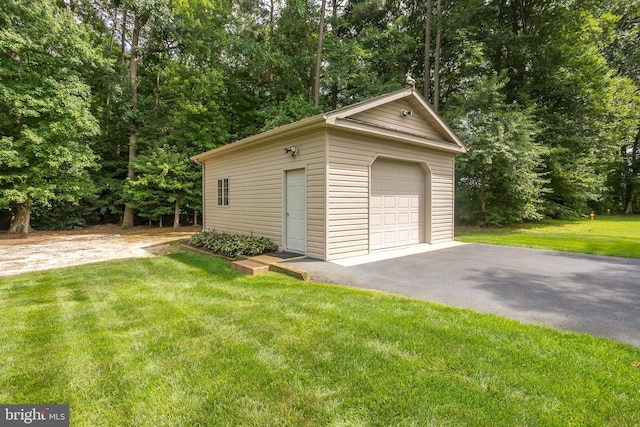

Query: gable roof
[192,88,467,163]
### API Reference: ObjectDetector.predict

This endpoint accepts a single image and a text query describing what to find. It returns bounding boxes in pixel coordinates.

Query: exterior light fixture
[401,109,412,117]
[284,146,298,157]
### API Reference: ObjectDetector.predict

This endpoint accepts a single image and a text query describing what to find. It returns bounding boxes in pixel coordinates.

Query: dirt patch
[0,225,200,277]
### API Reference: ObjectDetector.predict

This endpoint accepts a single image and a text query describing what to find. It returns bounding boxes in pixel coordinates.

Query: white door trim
[283,168,307,254]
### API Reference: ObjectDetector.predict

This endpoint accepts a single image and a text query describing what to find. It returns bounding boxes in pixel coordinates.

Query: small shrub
[189,230,278,258]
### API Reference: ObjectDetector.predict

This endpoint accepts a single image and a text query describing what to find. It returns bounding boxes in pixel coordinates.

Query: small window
[217,178,229,206]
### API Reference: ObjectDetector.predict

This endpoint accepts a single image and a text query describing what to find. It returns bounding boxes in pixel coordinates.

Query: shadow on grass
[165,251,241,281]
[455,220,584,235]
[456,215,640,236]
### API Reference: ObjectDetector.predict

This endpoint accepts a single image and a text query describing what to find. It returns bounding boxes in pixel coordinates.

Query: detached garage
[191,87,467,261]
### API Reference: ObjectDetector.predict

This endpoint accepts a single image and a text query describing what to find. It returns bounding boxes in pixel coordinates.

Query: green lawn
[456,215,640,258]
[1,253,639,426]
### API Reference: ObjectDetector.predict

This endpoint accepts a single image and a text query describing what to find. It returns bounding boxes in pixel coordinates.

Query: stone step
[231,259,269,276]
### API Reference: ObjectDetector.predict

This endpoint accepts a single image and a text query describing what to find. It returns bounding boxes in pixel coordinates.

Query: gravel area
[0,226,197,277]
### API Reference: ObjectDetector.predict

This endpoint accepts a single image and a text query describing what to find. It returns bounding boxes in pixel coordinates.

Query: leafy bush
[189,230,278,258]
[446,75,548,227]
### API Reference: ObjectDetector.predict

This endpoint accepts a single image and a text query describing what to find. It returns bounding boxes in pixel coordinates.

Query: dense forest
[1,0,639,231]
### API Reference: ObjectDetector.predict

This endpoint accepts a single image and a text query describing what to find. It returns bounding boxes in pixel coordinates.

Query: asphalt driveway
[284,244,640,348]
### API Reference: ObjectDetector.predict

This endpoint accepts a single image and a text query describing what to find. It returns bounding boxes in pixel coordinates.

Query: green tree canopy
[2,0,638,230]
[446,75,548,226]
[0,0,101,232]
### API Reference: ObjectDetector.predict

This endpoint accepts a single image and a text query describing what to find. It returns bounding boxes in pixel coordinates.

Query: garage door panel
[384,213,396,225]
[371,160,425,250]
[383,196,396,208]
[370,213,382,226]
[383,231,397,244]
[398,229,410,241]
[371,232,382,246]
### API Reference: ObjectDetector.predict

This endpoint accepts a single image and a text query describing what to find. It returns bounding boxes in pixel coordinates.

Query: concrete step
[231,259,269,276]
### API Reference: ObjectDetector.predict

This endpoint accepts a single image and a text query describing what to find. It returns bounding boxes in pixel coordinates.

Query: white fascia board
[325,88,414,125]
[409,92,468,152]
[326,89,467,153]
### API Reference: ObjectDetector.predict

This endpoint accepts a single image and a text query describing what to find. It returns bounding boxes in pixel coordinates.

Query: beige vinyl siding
[430,156,455,243]
[347,99,446,141]
[202,130,326,259]
[327,129,455,260]
[326,156,370,258]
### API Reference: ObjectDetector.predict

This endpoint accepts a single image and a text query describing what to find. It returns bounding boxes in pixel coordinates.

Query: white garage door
[370,160,425,250]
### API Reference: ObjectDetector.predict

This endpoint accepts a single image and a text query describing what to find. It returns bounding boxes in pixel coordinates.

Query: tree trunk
[9,201,32,234]
[173,199,180,228]
[154,68,161,114]
[122,12,149,229]
[479,186,489,226]
[104,8,119,142]
[268,0,275,87]
[122,124,136,227]
[304,26,313,95]
[115,10,128,158]
[423,0,432,101]
[194,210,198,227]
[108,7,118,56]
[433,0,442,112]
[313,0,327,105]
[119,10,127,69]
[495,0,506,71]
[624,183,634,214]
[330,0,339,109]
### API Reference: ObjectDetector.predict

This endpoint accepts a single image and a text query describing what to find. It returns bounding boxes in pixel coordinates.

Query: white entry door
[370,160,425,250]
[285,169,306,253]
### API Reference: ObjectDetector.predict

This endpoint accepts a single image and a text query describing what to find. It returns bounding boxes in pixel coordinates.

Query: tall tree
[433,0,442,112]
[458,0,636,216]
[111,0,171,228]
[314,0,327,104]
[123,0,230,225]
[122,5,149,228]
[423,0,432,101]
[0,0,100,233]
[602,0,640,213]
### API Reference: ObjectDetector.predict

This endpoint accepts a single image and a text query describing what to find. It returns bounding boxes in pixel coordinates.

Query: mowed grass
[1,253,639,426]
[456,215,640,258]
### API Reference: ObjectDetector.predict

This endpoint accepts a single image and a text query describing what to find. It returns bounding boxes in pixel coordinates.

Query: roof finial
[406,71,416,90]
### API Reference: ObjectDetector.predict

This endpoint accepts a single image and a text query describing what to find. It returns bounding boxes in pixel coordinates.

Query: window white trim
[217,178,229,206]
